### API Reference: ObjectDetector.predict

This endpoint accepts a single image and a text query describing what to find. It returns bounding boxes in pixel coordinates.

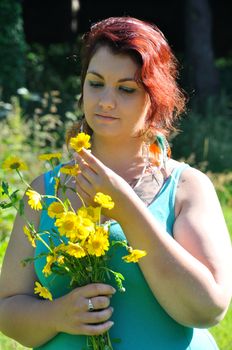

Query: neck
[91,134,145,177]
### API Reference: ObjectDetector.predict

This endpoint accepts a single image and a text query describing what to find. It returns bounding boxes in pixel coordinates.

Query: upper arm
[174,167,232,295]
[0,174,45,298]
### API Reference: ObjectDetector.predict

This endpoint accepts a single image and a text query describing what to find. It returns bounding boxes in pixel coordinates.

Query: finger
[83,307,114,324]
[75,179,92,204]
[85,296,110,311]
[77,283,116,298]
[78,161,99,184]
[76,173,93,195]
[81,320,114,336]
[78,149,106,173]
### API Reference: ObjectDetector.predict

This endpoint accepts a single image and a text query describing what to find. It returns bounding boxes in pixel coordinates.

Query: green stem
[16,169,30,188]
[36,234,53,253]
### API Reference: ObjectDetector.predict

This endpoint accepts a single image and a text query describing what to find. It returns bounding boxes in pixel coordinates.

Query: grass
[0,333,27,350]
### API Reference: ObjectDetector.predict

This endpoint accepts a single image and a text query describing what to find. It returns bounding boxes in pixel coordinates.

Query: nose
[98,88,116,110]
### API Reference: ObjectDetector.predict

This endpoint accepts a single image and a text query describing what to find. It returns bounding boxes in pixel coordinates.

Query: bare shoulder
[170,161,217,214]
[171,162,232,294]
[0,173,45,297]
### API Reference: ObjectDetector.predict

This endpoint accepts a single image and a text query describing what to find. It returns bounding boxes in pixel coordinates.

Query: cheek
[83,88,95,114]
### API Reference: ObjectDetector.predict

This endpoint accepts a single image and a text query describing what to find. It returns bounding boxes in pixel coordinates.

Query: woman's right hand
[52,283,115,336]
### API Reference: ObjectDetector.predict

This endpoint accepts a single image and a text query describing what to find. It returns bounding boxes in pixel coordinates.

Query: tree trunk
[185,0,220,105]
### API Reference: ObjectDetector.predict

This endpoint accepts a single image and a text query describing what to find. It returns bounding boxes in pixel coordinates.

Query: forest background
[0,0,231,349]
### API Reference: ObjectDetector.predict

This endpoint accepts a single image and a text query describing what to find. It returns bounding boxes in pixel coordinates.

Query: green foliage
[211,303,232,350]
[0,333,28,350]
[0,95,71,242]
[24,41,82,119]
[0,0,26,100]
[172,92,232,172]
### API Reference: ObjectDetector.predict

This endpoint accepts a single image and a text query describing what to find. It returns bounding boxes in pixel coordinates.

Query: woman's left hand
[74,149,135,220]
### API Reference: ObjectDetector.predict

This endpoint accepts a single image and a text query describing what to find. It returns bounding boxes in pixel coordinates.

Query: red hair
[77,16,186,137]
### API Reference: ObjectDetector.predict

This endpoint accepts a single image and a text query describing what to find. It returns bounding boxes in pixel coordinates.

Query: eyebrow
[86,70,136,83]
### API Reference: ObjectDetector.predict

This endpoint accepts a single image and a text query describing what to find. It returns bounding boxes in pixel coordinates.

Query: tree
[0,0,26,101]
[185,0,220,106]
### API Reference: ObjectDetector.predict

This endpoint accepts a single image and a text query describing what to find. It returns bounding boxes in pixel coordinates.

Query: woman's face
[83,46,150,140]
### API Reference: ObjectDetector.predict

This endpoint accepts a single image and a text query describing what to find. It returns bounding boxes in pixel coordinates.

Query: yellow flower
[38,153,62,161]
[60,164,80,176]
[26,189,42,210]
[122,249,147,263]
[55,212,78,237]
[94,192,114,210]
[78,206,101,223]
[65,242,86,258]
[77,217,95,241]
[47,202,65,218]
[86,226,110,257]
[2,156,28,171]
[42,255,56,277]
[69,132,91,153]
[34,282,53,301]
[23,225,36,248]
[57,255,65,265]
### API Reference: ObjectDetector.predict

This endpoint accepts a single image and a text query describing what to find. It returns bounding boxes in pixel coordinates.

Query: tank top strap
[44,164,62,194]
[168,162,190,206]
[148,162,190,235]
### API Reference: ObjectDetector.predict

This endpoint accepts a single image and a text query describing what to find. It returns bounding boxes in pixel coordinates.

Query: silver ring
[88,298,94,311]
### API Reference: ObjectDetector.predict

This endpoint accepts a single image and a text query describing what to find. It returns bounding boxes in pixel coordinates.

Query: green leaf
[111,240,127,248]
[0,200,13,209]
[114,271,125,280]
[1,181,9,195]
[18,198,25,215]
[10,189,20,204]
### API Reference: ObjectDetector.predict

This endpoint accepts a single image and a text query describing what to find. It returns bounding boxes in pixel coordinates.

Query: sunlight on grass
[0,333,29,349]
[210,302,232,350]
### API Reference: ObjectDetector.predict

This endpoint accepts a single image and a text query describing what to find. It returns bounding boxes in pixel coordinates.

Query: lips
[95,114,118,120]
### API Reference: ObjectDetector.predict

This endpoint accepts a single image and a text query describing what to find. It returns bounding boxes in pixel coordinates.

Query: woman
[0,16,231,349]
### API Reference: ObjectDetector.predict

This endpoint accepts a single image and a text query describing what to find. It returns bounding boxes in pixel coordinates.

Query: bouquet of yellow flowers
[1,132,147,350]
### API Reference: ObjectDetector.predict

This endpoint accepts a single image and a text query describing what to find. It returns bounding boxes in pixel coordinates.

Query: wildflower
[34,282,53,301]
[2,156,28,171]
[23,225,36,248]
[47,202,65,218]
[65,242,86,258]
[69,132,91,153]
[26,189,42,210]
[42,255,56,277]
[77,217,95,241]
[38,153,62,161]
[55,212,78,237]
[86,226,110,257]
[56,255,65,265]
[60,164,80,176]
[78,206,101,223]
[94,192,114,210]
[122,249,147,263]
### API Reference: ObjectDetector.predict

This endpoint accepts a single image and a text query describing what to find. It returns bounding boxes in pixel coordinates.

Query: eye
[118,86,136,94]
[88,80,104,88]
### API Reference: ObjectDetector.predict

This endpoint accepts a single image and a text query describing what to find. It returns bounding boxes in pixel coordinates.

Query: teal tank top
[34,163,219,350]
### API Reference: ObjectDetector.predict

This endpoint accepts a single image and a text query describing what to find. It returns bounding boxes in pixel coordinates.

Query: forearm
[0,295,58,348]
[118,195,227,327]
